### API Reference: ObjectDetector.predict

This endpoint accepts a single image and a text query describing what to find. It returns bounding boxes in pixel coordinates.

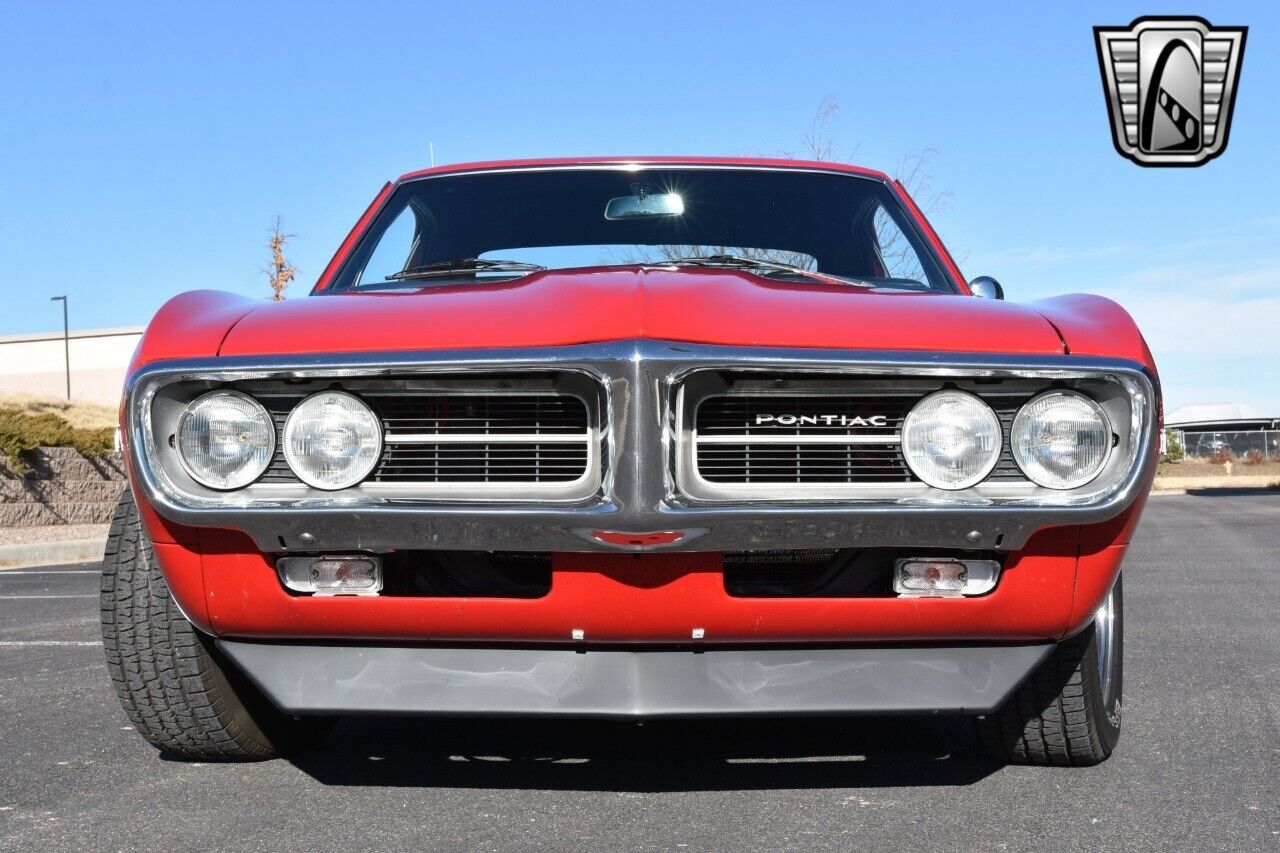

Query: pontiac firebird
[104,157,1157,766]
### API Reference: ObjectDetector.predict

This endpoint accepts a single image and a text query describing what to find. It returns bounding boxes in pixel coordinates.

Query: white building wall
[0,327,143,405]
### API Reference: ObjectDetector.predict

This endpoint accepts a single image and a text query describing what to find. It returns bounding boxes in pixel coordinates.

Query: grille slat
[376,442,589,483]
[371,394,586,435]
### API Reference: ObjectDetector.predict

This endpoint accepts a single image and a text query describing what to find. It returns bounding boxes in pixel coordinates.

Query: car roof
[395,156,891,184]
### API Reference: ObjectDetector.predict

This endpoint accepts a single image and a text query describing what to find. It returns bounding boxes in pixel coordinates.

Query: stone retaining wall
[0,448,126,527]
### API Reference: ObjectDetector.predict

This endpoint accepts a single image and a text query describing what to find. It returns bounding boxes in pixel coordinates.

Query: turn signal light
[893,558,1000,598]
[277,555,383,596]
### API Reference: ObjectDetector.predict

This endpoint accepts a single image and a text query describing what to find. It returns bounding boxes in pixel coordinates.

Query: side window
[358,206,419,284]
[871,204,928,286]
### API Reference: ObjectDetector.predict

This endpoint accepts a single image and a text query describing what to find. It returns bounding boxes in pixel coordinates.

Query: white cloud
[1112,262,1280,297]
[1106,263,1279,346]
[976,218,1280,270]
[973,244,1133,266]
[1093,261,1280,413]
[968,220,1280,412]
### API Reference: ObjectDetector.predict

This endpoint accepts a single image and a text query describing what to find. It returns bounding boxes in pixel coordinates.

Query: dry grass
[0,397,117,473]
[1158,458,1280,478]
[0,394,117,430]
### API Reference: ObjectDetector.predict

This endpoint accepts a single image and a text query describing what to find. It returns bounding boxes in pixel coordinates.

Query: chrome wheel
[1094,584,1120,708]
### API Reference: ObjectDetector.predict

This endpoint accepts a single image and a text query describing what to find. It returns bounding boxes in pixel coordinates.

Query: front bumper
[157,539,1129,643]
[127,341,1158,554]
[218,639,1055,717]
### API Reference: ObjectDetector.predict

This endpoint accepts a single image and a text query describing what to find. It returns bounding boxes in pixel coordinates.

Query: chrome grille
[376,442,589,483]
[697,442,910,483]
[692,392,1029,485]
[697,394,912,437]
[259,387,597,494]
[696,394,912,484]
[676,373,1040,498]
[374,393,590,483]
[377,394,587,435]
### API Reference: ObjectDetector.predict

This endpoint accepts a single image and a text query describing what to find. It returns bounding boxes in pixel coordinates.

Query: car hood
[218,267,1066,357]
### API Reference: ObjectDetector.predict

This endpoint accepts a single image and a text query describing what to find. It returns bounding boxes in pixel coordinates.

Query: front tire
[100,490,333,761]
[976,576,1123,766]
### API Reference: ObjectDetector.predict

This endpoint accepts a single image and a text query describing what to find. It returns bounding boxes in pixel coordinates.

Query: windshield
[328,166,957,293]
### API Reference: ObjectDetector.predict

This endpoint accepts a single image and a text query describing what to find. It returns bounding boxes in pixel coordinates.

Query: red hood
[218,267,1066,357]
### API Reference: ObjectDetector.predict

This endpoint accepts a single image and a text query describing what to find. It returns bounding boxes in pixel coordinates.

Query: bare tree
[873,146,950,282]
[792,94,843,162]
[783,95,951,215]
[265,217,297,301]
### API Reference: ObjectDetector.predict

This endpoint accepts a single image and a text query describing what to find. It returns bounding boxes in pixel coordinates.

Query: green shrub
[1162,429,1184,463]
[0,407,115,474]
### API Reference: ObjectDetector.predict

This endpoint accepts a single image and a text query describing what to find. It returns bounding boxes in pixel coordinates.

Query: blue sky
[1,0,1275,413]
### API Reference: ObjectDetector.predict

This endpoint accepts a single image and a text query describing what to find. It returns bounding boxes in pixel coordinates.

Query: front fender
[127,290,264,375]
[124,290,264,547]
[1029,294,1158,371]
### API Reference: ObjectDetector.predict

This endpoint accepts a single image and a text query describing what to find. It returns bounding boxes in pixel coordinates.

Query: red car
[104,157,1158,766]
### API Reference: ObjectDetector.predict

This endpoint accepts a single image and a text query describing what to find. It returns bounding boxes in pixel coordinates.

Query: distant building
[1167,403,1280,460]
[0,326,143,406]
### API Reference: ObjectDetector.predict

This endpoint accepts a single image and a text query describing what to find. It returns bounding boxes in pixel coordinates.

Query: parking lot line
[0,570,101,575]
[0,640,101,647]
[0,594,98,599]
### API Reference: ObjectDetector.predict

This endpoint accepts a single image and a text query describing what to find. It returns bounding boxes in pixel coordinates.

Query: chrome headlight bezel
[1011,389,1114,490]
[174,390,276,491]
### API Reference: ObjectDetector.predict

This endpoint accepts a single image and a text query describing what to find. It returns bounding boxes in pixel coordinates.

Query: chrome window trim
[125,341,1158,554]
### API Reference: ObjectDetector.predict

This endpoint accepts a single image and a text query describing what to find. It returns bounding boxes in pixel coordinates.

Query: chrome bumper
[126,340,1159,553]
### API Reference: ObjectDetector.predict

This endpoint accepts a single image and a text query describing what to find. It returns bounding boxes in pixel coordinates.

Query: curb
[0,539,106,570]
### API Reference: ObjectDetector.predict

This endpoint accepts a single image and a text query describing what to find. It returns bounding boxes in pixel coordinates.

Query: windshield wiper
[385,258,547,281]
[662,255,873,288]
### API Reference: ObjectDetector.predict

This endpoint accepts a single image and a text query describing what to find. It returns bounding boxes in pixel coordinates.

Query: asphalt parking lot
[2,493,1278,851]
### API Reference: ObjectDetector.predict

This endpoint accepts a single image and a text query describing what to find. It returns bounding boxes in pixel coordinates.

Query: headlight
[1011,390,1112,489]
[901,390,1003,490]
[176,391,275,490]
[283,391,382,490]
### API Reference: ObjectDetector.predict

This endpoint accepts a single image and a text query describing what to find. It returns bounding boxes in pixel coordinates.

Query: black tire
[975,576,1123,766]
[100,489,333,761]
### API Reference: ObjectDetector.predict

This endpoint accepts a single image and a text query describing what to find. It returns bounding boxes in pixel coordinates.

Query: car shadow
[1183,486,1280,497]
[289,714,1000,791]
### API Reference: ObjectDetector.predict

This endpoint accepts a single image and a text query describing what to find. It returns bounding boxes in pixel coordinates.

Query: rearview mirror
[604,192,685,220]
[968,276,1004,300]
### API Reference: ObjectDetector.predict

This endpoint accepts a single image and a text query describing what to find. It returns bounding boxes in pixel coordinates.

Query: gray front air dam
[216,641,1054,717]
